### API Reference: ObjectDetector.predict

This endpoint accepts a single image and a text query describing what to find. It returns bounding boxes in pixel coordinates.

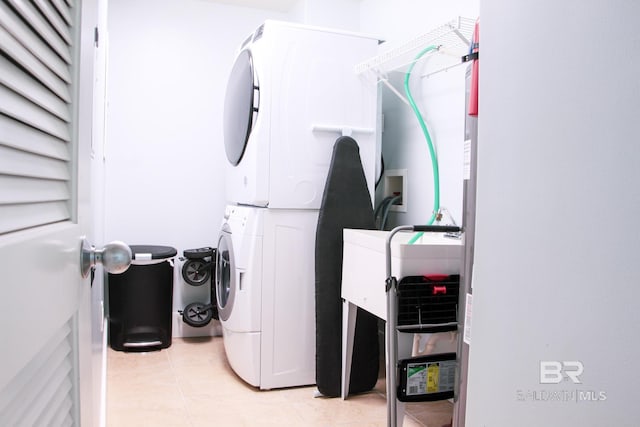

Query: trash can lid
[129,245,177,262]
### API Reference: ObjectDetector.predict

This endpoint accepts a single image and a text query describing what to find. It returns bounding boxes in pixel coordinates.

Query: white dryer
[223,20,380,209]
[216,205,318,389]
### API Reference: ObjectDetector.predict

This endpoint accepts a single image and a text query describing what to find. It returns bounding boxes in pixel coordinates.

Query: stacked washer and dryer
[216,20,379,390]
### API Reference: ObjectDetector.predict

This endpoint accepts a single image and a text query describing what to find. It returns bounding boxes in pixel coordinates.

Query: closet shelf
[355,16,476,78]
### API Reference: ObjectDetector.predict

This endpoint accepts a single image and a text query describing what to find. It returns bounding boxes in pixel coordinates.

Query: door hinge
[94,26,99,47]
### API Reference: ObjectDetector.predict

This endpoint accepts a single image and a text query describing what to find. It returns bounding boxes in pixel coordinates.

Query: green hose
[404,45,440,244]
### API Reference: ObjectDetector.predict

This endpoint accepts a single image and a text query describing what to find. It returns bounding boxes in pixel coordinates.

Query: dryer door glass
[215,231,236,321]
[223,49,258,166]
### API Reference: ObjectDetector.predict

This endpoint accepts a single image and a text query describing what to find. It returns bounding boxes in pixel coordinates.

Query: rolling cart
[384,224,462,427]
[179,247,218,327]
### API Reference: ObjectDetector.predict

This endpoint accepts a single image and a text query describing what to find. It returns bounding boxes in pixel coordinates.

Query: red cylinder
[468,19,479,117]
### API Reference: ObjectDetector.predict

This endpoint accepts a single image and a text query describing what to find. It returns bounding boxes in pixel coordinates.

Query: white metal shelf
[355,16,476,78]
[355,16,476,107]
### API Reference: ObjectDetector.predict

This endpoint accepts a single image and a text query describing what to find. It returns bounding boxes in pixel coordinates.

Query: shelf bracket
[374,69,410,107]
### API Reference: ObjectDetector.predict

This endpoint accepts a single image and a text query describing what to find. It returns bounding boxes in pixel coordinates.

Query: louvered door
[0,0,96,425]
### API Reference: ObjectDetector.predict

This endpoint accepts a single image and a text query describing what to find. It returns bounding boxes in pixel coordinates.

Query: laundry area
[0,0,638,426]
[101,1,479,425]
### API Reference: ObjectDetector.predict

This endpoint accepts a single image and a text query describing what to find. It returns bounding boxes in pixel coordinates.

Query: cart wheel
[182,259,210,286]
[182,302,213,327]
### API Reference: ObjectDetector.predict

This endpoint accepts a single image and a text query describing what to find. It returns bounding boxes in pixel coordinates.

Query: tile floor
[107,337,453,427]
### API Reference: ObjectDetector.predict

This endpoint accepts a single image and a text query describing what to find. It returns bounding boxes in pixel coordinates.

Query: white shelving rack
[356,16,476,105]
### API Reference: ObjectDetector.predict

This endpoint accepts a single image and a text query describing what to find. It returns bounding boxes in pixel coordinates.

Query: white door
[0,1,101,425]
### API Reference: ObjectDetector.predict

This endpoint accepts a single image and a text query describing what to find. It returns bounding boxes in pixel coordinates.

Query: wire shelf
[355,16,476,77]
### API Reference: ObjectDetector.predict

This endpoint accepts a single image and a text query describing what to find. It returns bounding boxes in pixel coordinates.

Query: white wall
[359,0,479,228]
[290,0,361,31]
[466,1,640,426]
[105,0,290,327]
[104,0,480,336]
[103,0,367,336]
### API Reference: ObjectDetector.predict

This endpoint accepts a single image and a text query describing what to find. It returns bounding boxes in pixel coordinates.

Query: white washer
[223,20,380,209]
[216,205,318,389]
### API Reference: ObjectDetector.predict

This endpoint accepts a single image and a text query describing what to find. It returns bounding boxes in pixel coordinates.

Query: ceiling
[208,0,362,13]
[207,0,300,12]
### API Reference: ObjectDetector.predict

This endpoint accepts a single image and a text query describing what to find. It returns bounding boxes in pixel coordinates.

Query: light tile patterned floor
[107,337,452,426]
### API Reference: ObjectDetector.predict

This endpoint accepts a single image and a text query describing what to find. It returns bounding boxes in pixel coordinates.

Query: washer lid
[223,48,259,166]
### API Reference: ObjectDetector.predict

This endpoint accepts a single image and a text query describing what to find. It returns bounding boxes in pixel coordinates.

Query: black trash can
[108,245,177,351]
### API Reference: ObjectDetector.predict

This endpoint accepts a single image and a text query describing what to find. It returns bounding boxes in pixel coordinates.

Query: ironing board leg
[341,300,357,399]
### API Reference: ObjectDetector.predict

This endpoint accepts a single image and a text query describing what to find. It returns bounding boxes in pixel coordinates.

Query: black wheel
[182,302,213,327]
[182,259,210,286]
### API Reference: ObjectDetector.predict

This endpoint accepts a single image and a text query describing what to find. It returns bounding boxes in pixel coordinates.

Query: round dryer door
[215,226,236,321]
[223,48,259,166]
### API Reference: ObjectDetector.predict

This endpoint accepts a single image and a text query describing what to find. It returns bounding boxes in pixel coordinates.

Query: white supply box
[341,229,462,321]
